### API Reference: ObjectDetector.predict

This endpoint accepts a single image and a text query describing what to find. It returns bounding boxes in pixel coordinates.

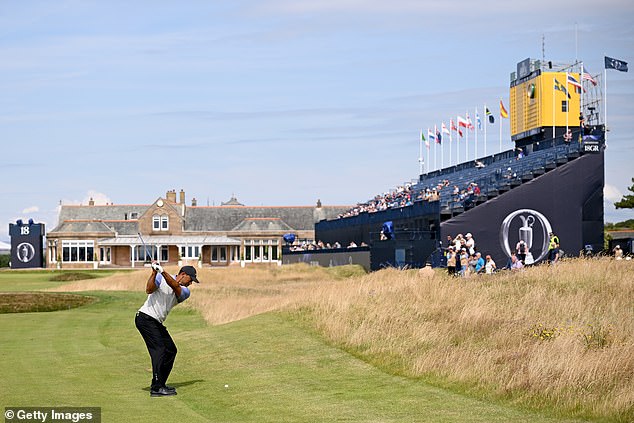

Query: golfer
[135,263,199,397]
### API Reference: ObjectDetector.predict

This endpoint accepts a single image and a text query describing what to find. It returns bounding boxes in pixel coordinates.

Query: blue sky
[2,0,633,241]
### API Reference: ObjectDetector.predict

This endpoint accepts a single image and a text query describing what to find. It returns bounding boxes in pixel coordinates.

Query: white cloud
[61,190,112,206]
[22,206,39,214]
[604,184,623,203]
[84,190,112,206]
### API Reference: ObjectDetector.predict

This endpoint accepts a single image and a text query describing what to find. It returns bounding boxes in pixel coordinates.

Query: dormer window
[153,214,169,231]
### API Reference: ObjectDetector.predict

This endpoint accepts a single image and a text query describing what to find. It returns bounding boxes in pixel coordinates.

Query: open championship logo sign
[499,209,553,264]
[16,242,36,263]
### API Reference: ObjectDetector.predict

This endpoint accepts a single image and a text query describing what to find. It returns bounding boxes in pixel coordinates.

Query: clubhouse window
[62,240,94,262]
[180,245,200,260]
[153,215,169,231]
[244,239,279,262]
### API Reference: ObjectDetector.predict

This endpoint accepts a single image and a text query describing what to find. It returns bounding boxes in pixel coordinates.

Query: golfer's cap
[179,265,199,283]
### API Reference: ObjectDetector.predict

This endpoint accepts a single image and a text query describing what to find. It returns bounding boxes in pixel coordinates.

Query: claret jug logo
[16,242,36,263]
[499,209,553,264]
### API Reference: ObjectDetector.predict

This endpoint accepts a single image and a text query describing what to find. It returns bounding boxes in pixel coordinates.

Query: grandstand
[283,57,606,270]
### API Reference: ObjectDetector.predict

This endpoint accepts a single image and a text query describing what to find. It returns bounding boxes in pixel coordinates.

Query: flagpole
[499,108,502,153]
[436,128,445,169]
[565,73,569,132]
[553,77,557,140]
[419,129,424,176]
[434,135,437,172]
[457,115,460,165]
[449,122,453,167]
[464,112,469,163]
[580,62,584,127]
[475,107,478,161]
[484,104,487,157]
[604,64,608,145]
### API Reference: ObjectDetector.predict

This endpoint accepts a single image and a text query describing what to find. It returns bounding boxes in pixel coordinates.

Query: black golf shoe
[150,386,177,397]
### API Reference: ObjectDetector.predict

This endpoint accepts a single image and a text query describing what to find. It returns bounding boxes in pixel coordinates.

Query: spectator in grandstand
[484,255,496,274]
[511,254,524,271]
[475,160,486,168]
[333,241,341,249]
[453,185,460,195]
[613,245,623,260]
[446,246,457,276]
[515,147,525,160]
[347,241,357,249]
[515,239,527,264]
[548,232,560,264]
[564,128,573,143]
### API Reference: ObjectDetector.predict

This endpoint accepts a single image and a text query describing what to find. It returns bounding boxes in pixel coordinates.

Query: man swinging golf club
[135,262,199,397]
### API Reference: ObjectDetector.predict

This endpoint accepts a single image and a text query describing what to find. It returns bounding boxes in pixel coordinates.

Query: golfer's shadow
[142,380,204,392]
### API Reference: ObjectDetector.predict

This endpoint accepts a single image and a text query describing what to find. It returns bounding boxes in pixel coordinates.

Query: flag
[554,78,571,99]
[427,128,436,144]
[457,116,468,128]
[566,73,583,93]
[476,110,482,130]
[466,113,474,130]
[485,107,495,124]
[421,129,429,148]
[435,125,442,144]
[605,56,628,72]
[499,100,509,118]
[450,119,457,131]
[441,122,450,135]
[582,66,598,86]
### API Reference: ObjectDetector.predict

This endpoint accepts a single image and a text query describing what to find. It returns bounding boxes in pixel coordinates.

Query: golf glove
[151,262,163,274]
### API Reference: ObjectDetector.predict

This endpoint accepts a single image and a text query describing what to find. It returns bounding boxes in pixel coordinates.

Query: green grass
[0,284,587,422]
[0,269,126,292]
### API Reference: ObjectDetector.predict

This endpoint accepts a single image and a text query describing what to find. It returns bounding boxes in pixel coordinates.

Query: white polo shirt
[138,273,190,323]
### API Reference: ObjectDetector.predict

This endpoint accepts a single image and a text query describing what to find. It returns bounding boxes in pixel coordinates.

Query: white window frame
[153,214,169,231]
[244,239,279,262]
[179,245,200,260]
[62,240,95,262]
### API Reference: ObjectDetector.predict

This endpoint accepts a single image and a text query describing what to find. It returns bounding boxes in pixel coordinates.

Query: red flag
[500,100,509,118]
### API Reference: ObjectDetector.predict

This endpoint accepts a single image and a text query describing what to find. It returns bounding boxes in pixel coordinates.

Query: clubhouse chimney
[191,198,197,206]
[179,189,185,204]
[166,189,177,203]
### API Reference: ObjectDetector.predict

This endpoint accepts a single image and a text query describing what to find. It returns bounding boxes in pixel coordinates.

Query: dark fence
[282,246,371,271]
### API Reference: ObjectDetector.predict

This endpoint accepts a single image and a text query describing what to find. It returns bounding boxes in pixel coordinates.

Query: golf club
[137,232,152,263]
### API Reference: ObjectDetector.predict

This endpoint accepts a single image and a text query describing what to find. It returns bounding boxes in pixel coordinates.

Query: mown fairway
[0,270,587,423]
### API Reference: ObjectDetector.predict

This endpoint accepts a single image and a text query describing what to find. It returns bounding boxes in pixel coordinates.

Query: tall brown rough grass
[299,258,634,422]
[51,259,633,421]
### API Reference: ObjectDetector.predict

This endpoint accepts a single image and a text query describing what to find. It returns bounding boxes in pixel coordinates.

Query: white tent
[0,241,10,254]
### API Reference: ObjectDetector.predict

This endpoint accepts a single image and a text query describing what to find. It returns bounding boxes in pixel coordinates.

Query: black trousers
[135,311,177,391]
